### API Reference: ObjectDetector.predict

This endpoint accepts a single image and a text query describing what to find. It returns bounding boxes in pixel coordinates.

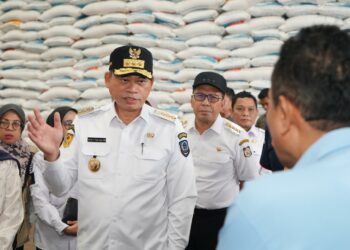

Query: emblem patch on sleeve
[239,139,249,146]
[177,132,187,140]
[179,140,190,157]
[243,146,252,158]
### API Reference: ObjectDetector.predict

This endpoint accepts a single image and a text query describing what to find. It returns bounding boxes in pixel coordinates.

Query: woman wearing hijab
[0,104,33,250]
[31,106,78,250]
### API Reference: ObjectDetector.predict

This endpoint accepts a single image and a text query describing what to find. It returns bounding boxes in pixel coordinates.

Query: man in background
[231,91,265,163]
[255,88,269,129]
[185,72,259,250]
[218,25,350,249]
[220,87,235,121]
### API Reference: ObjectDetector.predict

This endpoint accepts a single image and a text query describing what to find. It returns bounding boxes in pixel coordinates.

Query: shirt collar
[211,115,224,134]
[106,101,151,125]
[248,126,257,137]
[189,114,223,135]
[294,128,350,169]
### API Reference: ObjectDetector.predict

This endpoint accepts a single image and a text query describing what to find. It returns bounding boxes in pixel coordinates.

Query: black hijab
[46,106,78,127]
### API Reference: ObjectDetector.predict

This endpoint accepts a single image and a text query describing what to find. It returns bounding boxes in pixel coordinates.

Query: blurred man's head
[267,25,350,168]
[220,87,235,119]
[232,91,258,131]
[258,88,269,111]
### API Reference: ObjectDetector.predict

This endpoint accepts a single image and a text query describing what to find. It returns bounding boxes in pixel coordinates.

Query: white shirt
[247,126,265,159]
[31,151,77,250]
[0,160,24,250]
[43,103,197,250]
[186,115,259,209]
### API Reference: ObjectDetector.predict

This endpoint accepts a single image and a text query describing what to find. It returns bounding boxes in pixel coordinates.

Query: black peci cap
[0,104,26,131]
[193,71,227,94]
[109,45,153,79]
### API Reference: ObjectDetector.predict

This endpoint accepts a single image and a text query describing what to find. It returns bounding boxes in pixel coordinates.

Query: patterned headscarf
[0,138,32,185]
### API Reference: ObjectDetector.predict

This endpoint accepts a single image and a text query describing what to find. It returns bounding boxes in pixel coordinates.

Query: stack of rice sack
[0,0,349,118]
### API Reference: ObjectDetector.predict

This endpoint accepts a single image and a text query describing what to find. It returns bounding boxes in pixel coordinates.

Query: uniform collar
[294,128,350,169]
[248,126,257,137]
[106,101,151,125]
[139,103,152,124]
[211,115,224,134]
[189,114,223,135]
[104,102,118,123]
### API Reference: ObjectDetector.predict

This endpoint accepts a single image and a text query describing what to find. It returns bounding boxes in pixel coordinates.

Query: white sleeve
[0,160,24,250]
[234,132,260,181]
[167,119,197,250]
[43,118,80,197]
[31,153,68,235]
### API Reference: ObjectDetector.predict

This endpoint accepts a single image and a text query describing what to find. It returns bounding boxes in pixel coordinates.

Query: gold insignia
[239,139,249,146]
[147,132,155,138]
[177,132,187,140]
[88,156,101,172]
[251,139,257,143]
[123,59,145,69]
[153,109,177,122]
[129,48,141,59]
[62,131,74,148]
[216,146,223,152]
[181,118,188,128]
[224,121,241,135]
[78,106,94,116]
[114,68,151,78]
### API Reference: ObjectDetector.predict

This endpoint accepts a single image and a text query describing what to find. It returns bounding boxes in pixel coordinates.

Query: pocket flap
[134,146,166,161]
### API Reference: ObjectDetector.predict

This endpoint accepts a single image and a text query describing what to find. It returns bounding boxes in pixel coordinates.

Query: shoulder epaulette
[180,117,188,129]
[152,109,177,122]
[224,120,242,135]
[78,106,98,116]
[257,127,265,133]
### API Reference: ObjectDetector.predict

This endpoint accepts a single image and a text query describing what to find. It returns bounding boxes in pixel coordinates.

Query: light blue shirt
[217,128,350,250]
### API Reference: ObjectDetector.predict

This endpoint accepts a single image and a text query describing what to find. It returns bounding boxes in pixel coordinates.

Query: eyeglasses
[192,93,222,103]
[0,120,22,130]
[62,120,74,130]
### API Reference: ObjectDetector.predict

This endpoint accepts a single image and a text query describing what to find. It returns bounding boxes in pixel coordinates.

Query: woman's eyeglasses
[0,120,22,130]
[62,120,74,130]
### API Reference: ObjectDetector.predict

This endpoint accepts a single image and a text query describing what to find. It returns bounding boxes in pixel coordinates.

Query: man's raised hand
[27,108,63,161]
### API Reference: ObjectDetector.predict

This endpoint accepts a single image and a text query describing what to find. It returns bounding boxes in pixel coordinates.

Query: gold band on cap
[114,68,152,79]
[123,59,145,68]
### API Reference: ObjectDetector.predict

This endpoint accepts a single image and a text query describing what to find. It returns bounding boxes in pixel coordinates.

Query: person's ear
[220,95,226,109]
[104,72,112,87]
[277,95,297,136]
[190,94,195,109]
[149,78,154,88]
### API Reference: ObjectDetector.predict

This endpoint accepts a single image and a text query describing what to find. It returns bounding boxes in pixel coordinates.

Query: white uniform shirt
[186,115,259,209]
[43,103,197,250]
[30,151,77,250]
[247,126,265,159]
[0,160,23,250]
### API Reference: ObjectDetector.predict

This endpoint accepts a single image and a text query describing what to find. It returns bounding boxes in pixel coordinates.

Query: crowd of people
[1,25,350,250]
